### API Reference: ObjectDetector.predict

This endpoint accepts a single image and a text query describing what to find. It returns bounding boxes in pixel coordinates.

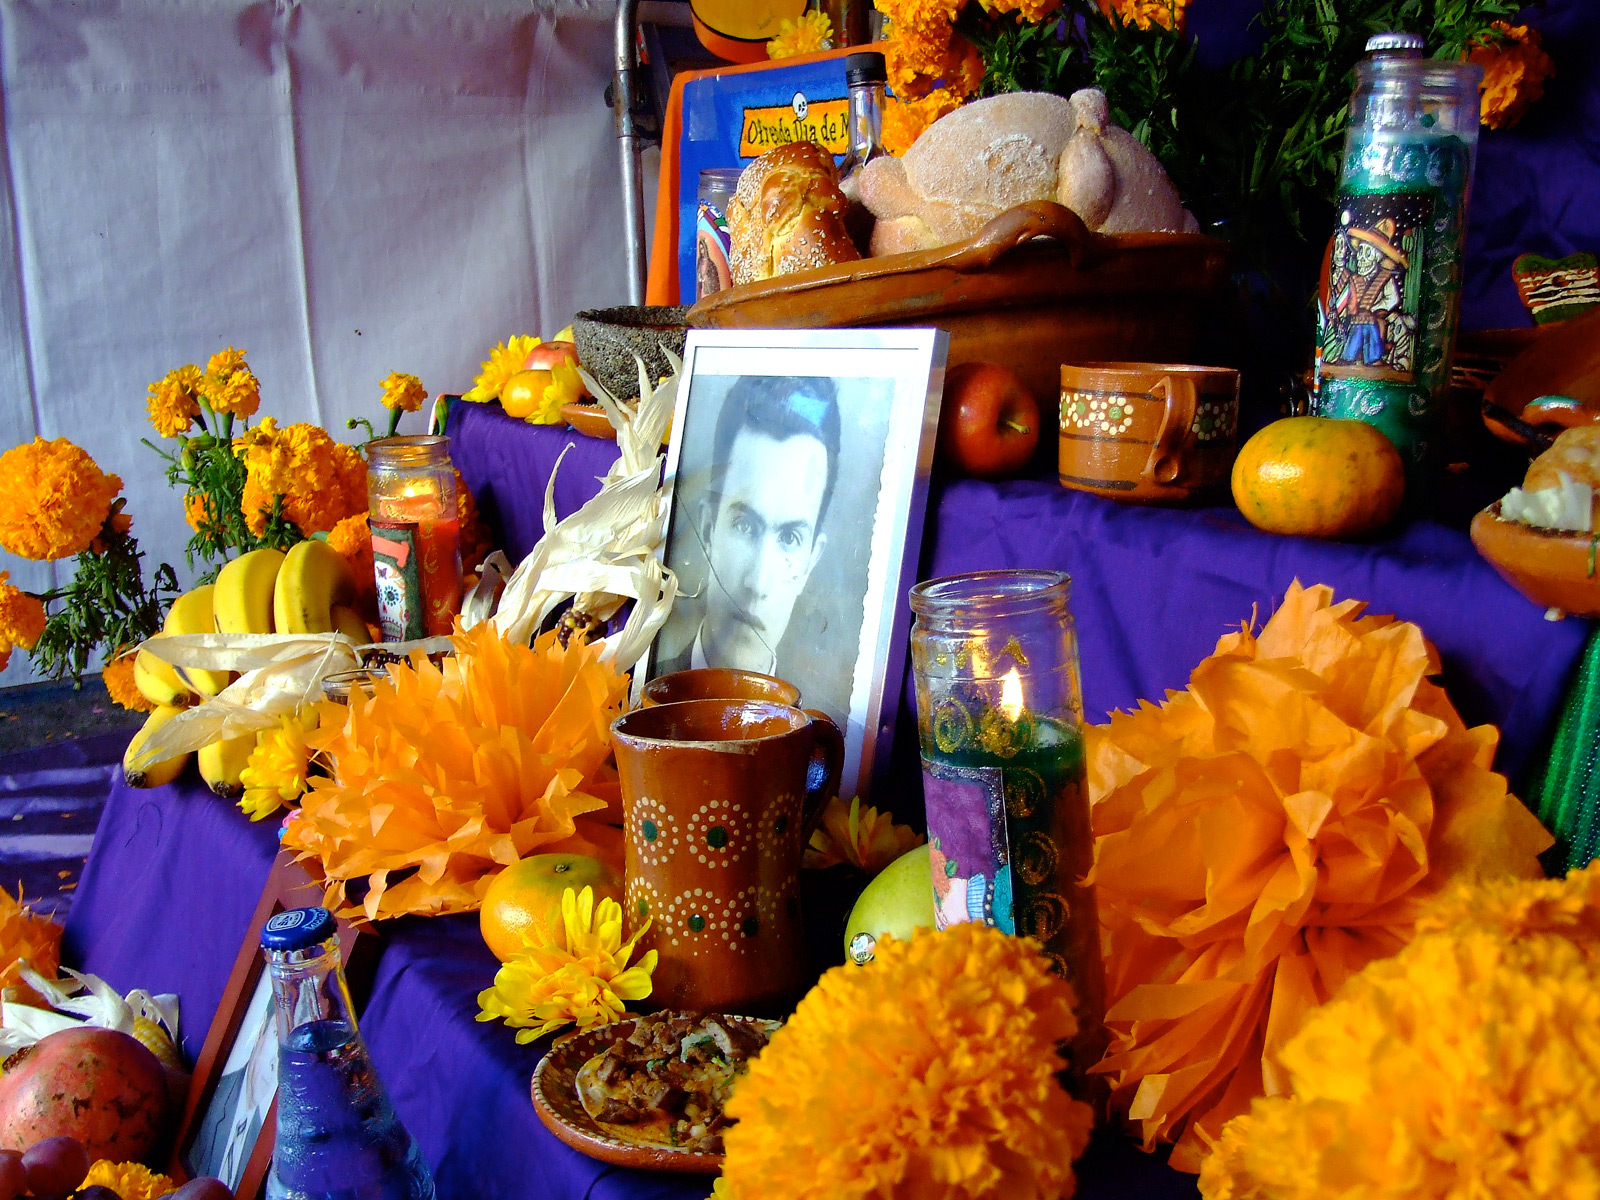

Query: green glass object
[1314,33,1482,478]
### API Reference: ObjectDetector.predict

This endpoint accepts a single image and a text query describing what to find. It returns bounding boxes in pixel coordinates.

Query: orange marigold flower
[980,0,1061,18]
[239,421,360,537]
[286,623,630,921]
[184,490,211,533]
[1099,0,1186,31]
[1470,22,1555,130]
[717,923,1094,1200]
[202,346,260,418]
[146,364,203,438]
[0,571,47,653]
[1087,581,1553,1169]
[332,442,368,515]
[0,437,123,561]
[876,0,966,94]
[380,372,427,414]
[0,884,62,994]
[103,648,154,713]
[327,511,376,614]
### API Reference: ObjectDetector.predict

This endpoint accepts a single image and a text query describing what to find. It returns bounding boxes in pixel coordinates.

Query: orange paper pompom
[285,622,630,921]
[1086,581,1552,1170]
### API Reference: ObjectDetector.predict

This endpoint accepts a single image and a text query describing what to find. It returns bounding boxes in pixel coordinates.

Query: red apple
[936,362,1040,479]
[524,340,580,371]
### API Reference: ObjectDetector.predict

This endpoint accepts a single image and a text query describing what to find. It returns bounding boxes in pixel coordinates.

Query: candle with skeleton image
[367,436,462,640]
[909,570,1105,1091]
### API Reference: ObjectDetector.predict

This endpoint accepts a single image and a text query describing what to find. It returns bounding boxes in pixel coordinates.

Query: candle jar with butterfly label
[909,569,1105,1089]
[367,436,462,640]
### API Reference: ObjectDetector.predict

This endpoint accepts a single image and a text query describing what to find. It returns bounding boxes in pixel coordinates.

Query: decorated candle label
[370,520,425,641]
[923,762,1014,935]
[1319,192,1431,385]
[695,202,733,300]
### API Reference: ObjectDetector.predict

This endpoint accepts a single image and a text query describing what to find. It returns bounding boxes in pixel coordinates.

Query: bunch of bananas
[123,540,365,791]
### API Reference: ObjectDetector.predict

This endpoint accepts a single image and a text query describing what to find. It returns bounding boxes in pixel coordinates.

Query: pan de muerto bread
[727,141,862,286]
[858,88,1198,256]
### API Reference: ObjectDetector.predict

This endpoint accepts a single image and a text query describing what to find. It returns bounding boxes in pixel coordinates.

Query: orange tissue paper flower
[1086,581,1552,1171]
[1198,863,1600,1200]
[716,923,1094,1200]
[1470,22,1555,130]
[285,622,631,921]
[803,795,924,873]
[0,437,123,561]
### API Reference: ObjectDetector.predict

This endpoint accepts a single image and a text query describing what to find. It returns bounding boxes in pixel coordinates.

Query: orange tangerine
[499,369,552,421]
[479,853,622,961]
[1232,416,1405,539]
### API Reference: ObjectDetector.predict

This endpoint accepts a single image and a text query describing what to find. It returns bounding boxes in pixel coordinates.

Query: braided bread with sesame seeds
[726,141,861,287]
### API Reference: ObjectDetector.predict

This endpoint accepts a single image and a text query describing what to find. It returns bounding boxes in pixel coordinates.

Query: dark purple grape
[72,1187,122,1200]
[0,1149,23,1200]
[22,1137,90,1198]
[170,1179,236,1200]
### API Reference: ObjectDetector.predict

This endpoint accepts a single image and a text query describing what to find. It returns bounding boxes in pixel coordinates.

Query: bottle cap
[845,51,887,87]
[1366,32,1425,55]
[260,906,337,954]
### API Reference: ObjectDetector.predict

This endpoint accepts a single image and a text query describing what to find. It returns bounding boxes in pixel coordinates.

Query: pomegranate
[0,1027,168,1161]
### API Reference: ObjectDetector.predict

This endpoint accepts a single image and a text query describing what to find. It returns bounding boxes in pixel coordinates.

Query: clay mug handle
[1147,373,1199,486]
[799,709,845,842]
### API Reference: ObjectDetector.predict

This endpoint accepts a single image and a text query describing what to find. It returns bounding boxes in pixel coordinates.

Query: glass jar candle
[366,436,462,640]
[909,569,1106,1087]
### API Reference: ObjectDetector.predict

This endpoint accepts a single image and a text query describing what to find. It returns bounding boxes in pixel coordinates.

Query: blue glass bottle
[261,907,435,1200]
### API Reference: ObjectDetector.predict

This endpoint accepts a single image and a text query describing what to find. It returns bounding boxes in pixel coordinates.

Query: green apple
[843,844,935,964]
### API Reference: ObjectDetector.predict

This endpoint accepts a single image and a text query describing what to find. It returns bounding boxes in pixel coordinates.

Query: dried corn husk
[0,965,179,1062]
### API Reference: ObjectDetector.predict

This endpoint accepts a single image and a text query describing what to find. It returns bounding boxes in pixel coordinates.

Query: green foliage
[29,511,178,682]
[967,0,1521,258]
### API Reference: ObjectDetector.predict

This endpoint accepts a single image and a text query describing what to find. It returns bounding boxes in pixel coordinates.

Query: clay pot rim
[612,698,812,748]
[640,667,800,707]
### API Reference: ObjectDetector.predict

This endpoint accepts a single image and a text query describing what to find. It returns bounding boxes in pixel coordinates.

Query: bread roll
[1524,424,1600,527]
[727,142,861,286]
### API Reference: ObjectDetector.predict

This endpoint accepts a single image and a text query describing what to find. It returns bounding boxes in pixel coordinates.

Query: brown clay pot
[1470,503,1600,618]
[639,667,800,708]
[611,699,843,1013]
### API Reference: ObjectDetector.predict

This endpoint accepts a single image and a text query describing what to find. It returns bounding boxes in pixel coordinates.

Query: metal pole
[614,0,648,305]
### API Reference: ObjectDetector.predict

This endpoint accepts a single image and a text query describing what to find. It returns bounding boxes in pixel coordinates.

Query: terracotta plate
[530,1013,774,1174]
[561,402,618,442]
[1470,502,1600,618]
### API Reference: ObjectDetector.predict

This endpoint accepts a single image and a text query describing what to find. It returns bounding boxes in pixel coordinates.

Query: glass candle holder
[909,569,1106,1088]
[367,436,462,640]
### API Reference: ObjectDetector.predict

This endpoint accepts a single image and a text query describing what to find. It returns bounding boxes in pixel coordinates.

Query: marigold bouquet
[1199,863,1600,1200]
[1086,581,1551,1169]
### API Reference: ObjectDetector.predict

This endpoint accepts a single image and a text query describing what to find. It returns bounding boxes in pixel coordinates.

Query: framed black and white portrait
[647,327,948,802]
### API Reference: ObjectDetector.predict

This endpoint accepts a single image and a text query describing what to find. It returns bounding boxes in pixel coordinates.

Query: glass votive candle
[909,569,1106,1088]
[367,436,462,640]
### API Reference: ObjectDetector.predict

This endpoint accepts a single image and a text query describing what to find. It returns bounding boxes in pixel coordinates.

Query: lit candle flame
[999,668,1024,723]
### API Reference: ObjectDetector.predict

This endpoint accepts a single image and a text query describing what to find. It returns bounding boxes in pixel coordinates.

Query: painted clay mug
[1058,362,1241,503]
[640,667,801,708]
[611,699,844,1012]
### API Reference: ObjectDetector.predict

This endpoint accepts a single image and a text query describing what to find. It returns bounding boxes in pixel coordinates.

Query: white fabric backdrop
[0,0,643,684]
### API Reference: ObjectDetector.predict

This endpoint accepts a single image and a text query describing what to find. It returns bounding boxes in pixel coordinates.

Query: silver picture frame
[644,326,948,803]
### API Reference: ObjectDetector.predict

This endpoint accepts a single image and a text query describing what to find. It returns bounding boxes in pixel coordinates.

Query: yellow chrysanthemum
[718,923,1094,1200]
[327,511,376,615]
[464,336,541,404]
[528,361,584,426]
[883,85,969,155]
[1199,863,1600,1200]
[476,885,656,1040]
[380,371,428,414]
[0,437,123,561]
[1099,0,1185,31]
[1470,22,1555,130]
[202,346,260,418]
[79,1158,178,1200]
[767,10,833,59]
[0,571,47,654]
[0,884,62,995]
[102,648,154,713]
[239,711,316,822]
[804,795,924,873]
[145,364,203,438]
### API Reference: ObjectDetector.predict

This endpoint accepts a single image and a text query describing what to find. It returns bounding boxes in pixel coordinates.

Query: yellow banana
[123,705,191,788]
[214,548,286,635]
[133,648,192,708]
[273,539,357,634]
[331,604,372,646]
[198,731,258,799]
[164,584,232,696]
